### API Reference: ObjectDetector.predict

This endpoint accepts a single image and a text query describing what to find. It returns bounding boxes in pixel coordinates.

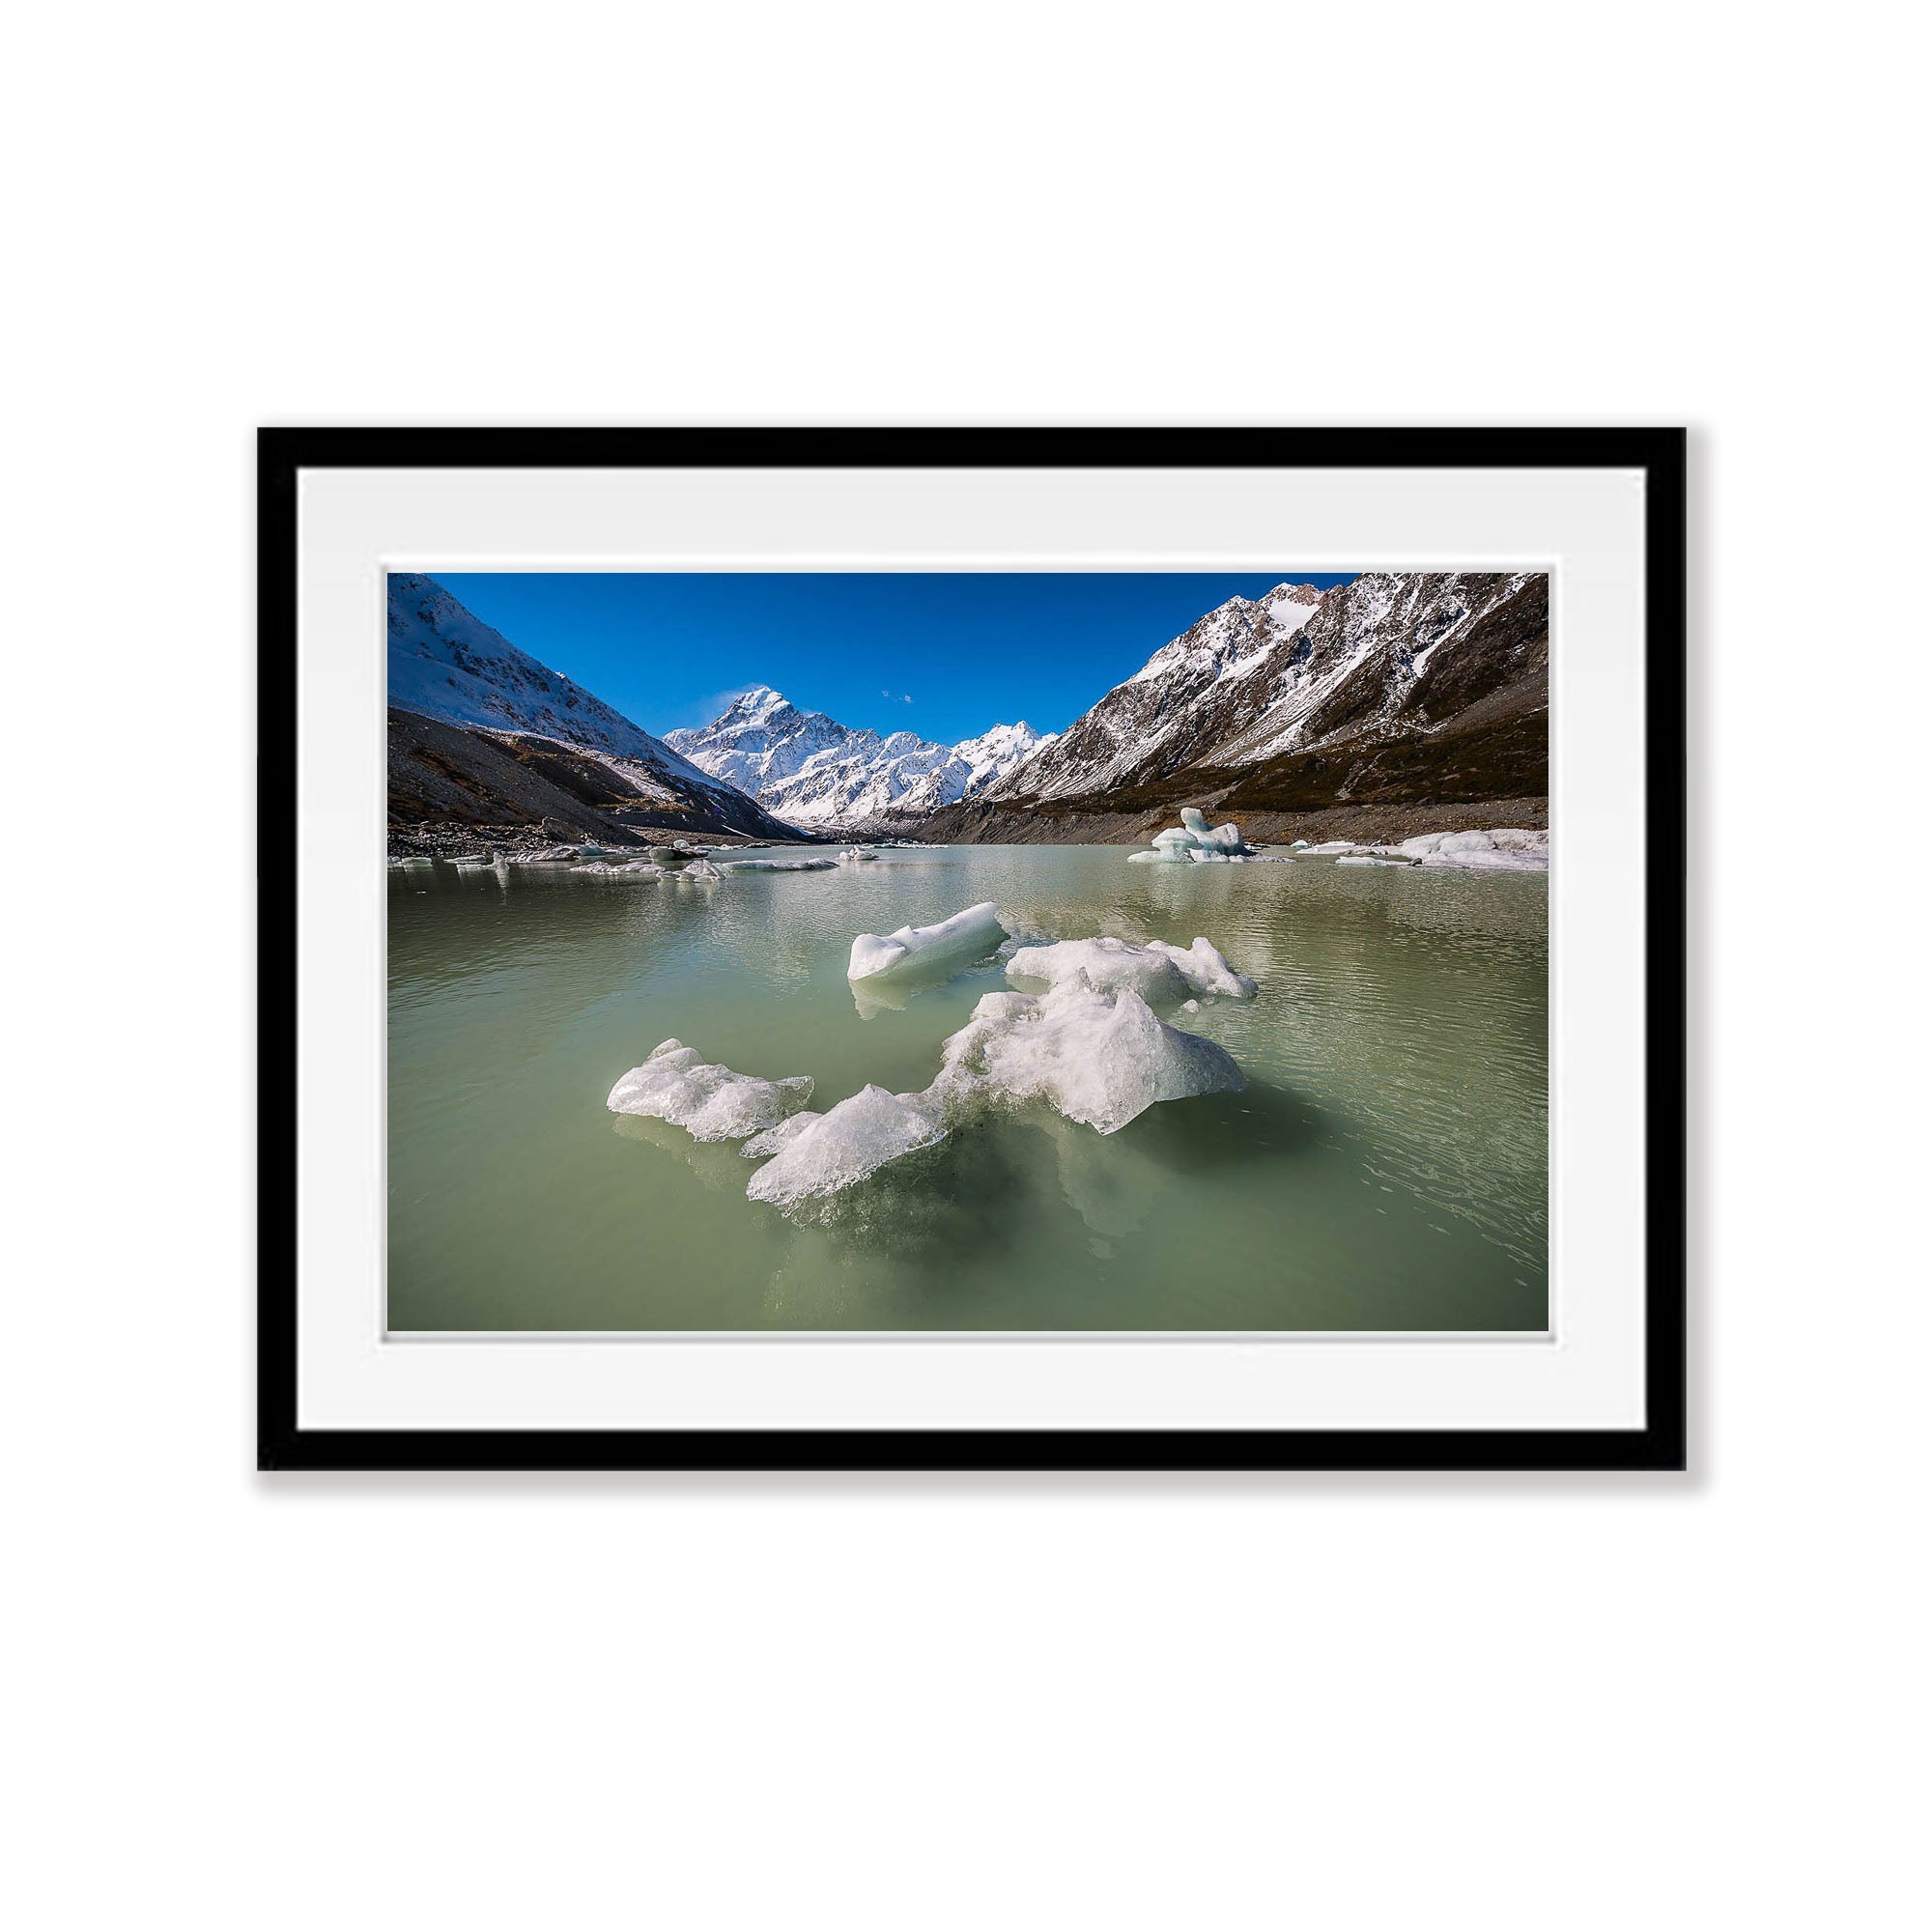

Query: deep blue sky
[435,572,1357,746]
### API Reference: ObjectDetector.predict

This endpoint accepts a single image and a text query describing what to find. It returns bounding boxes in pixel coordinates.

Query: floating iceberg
[1006,937,1193,1004]
[745,1085,948,1205]
[931,983,1245,1136]
[717,856,838,873]
[1179,808,1251,855]
[1395,828,1549,870]
[1336,855,1412,867]
[678,858,724,882]
[607,1039,814,1143]
[847,900,1009,986]
[1128,810,1254,863]
[1005,935,1256,1005]
[837,846,878,864]
[506,844,581,866]
[639,919,1257,1211]
[739,1113,821,1159]
[1148,937,1259,1000]
[572,860,665,875]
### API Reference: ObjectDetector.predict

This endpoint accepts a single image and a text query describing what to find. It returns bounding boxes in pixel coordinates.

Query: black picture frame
[259,427,1687,1473]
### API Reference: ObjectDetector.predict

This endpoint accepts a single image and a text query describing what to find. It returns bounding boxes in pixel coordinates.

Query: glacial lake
[388,846,1548,1331]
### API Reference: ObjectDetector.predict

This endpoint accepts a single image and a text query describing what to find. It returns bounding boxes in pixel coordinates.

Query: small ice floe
[572,860,666,875]
[678,858,724,883]
[847,901,1009,987]
[836,846,878,864]
[1004,935,1257,1005]
[744,1085,949,1205]
[506,844,581,866]
[1336,855,1412,868]
[1126,809,1255,863]
[607,1039,814,1143]
[716,856,839,873]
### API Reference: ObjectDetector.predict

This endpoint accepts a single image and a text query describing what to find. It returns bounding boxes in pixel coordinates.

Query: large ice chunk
[847,900,1008,985]
[717,855,838,872]
[739,1112,821,1159]
[606,1038,814,1143]
[1391,828,1550,870]
[1006,937,1194,1005]
[1005,934,1257,1006]
[933,984,1244,1136]
[1179,808,1251,855]
[745,1085,948,1204]
[679,858,724,882]
[1146,937,1259,1000]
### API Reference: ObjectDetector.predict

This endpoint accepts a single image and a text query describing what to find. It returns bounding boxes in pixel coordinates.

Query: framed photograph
[260,427,1685,1471]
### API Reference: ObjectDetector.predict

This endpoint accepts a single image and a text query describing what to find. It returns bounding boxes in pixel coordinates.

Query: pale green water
[387,847,1548,1331]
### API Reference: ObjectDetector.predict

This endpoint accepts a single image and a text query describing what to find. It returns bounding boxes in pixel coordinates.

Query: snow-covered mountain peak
[668,697,1058,831]
[720,685,793,725]
[1261,581,1324,619]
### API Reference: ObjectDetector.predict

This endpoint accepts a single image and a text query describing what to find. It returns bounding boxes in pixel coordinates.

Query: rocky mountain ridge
[386,577,798,846]
[919,570,1548,842]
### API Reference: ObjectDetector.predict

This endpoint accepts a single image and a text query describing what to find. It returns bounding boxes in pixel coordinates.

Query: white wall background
[5,4,1924,1928]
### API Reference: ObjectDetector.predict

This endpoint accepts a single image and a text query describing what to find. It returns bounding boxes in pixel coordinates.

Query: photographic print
[386,565,1551,1335]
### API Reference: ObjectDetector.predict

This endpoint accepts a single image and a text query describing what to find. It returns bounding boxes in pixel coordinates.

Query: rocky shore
[910,795,1548,850]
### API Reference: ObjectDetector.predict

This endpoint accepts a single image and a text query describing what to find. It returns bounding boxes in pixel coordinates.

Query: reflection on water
[388,845,1548,1331]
